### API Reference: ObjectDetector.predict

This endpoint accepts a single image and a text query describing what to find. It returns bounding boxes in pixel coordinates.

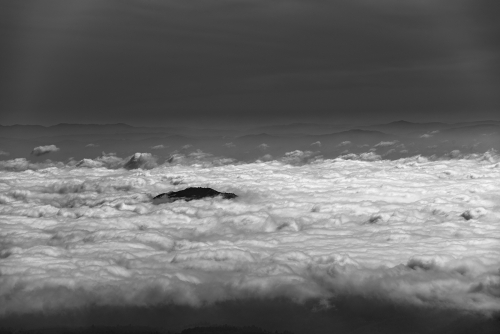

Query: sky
[1,0,500,127]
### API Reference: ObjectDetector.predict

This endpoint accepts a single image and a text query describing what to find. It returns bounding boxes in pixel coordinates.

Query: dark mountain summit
[153,187,237,204]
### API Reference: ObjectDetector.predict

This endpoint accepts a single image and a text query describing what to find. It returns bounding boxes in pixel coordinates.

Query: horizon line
[2,119,500,128]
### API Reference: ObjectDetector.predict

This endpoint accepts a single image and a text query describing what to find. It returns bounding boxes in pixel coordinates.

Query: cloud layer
[0,155,499,319]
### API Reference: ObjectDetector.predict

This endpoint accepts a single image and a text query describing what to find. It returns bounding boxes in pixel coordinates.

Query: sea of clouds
[0,150,500,324]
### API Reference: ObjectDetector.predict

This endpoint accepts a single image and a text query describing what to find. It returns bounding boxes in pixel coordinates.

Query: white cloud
[76,158,104,168]
[338,141,351,147]
[74,152,124,169]
[123,153,158,170]
[359,152,382,161]
[1,152,500,317]
[258,143,269,150]
[374,140,398,147]
[311,141,321,147]
[85,143,99,147]
[151,144,166,150]
[76,152,159,170]
[167,150,238,167]
[281,150,321,165]
[31,145,60,156]
[0,150,9,156]
[420,130,439,138]
[445,150,462,159]
[257,154,273,162]
[224,142,236,148]
[0,158,65,171]
[338,151,382,161]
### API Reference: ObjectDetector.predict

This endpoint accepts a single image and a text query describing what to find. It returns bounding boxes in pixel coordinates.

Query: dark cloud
[1,0,499,126]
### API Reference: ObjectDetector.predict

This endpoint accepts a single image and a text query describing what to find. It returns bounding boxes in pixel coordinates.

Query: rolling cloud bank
[0,122,499,332]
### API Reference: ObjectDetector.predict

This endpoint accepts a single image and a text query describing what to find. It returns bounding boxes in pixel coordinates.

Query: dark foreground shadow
[1,297,498,334]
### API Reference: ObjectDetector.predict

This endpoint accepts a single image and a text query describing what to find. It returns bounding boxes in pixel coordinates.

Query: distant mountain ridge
[355,120,500,136]
[2,119,499,139]
[1,120,499,162]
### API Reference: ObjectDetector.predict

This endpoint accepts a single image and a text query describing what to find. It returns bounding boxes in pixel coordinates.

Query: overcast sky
[1,0,499,127]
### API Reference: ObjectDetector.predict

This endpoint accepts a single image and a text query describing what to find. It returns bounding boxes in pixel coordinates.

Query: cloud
[76,152,158,170]
[31,145,60,156]
[75,152,156,170]
[74,152,124,169]
[224,142,236,148]
[257,154,273,162]
[167,150,238,167]
[0,158,65,171]
[258,143,269,150]
[1,155,500,319]
[311,141,321,147]
[374,140,398,147]
[337,141,351,147]
[93,152,124,168]
[421,130,439,138]
[151,145,166,150]
[360,152,382,161]
[281,150,322,165]
[123,153,158,170]
[445,150,462,159]
[383,148,396,156]
[85,143,99,147]
[1,155,500,320]
[339,152,382,161]
[0,150,9,156]
[75,158,104,168]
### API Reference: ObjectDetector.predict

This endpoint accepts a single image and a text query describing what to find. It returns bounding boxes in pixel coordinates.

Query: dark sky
[1,0,499,127]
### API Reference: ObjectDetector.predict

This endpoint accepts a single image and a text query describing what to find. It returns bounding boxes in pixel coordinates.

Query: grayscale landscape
[1,1,499,333]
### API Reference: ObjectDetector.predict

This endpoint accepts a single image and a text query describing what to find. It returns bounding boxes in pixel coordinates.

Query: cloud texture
[31,145,60,156]
[0,155,500,319]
